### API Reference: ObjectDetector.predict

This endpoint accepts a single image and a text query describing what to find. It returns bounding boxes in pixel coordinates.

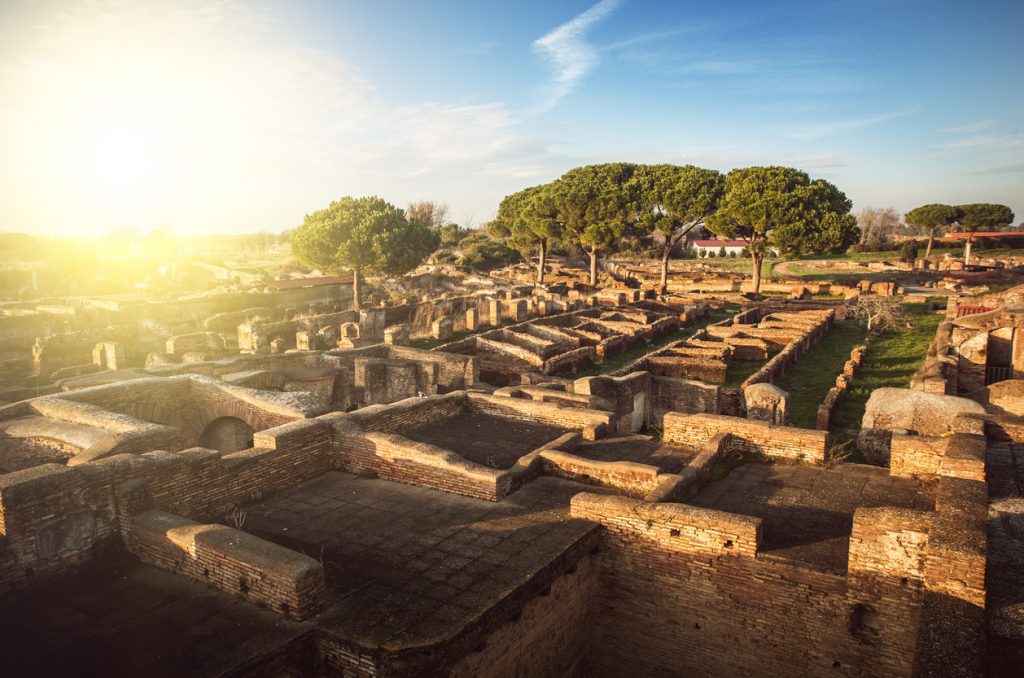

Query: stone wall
[663,412,827,463]
[126,510,325,620]
[0,416,335,592]
[448,553,597,678]
[571,492,922,677]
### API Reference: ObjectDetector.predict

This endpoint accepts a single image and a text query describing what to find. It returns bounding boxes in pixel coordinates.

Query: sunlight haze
[1,0,1022,236]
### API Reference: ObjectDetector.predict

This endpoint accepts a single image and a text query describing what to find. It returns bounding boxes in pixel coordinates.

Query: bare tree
[406,201,450,231]
[857,207,901,244]
[850,295,906,334]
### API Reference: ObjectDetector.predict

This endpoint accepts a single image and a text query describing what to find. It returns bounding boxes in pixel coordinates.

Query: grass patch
[828,304,943,447]
[408,327,479,350]
[772,319,867,429]
[725,359,765,387]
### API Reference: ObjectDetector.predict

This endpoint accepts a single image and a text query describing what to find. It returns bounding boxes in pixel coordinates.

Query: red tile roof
[267,276,351,290]
[942,231,1024,240]
[691,239,749,248]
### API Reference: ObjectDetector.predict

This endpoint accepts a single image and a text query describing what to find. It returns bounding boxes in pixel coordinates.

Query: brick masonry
[664,412,827,463]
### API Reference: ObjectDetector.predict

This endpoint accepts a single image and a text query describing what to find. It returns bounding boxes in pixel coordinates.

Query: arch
[199,416,254,453]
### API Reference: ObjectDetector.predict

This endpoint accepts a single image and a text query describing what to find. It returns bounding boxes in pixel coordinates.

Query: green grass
[408,327,479,350]
[772,319,867,429]
[574,307,733,377]
[725,359,765,387]
[828,304,944,447]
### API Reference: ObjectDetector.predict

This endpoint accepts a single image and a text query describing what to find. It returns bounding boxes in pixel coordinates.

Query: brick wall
[0,416,336,592]
[890,433,985,482]
[468,393,612,436]
[539,450,661,497]
[664,412,827,463]
[391,345,478,389]
[126,510,324,620]
[646,355,727,383]
[650,376,719,421]
[572,492,926,677]
[447,553,597,678]
[543,346,595,375]
[333,431,505,501]
[346,392,466,434]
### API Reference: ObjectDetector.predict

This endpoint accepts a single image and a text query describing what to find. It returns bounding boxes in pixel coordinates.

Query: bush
[456,234,521,270]
[708,251,717,258]
[699,250,707,258]
[718,246,727,257]
[729,251,737,258]
[899,240,919,263]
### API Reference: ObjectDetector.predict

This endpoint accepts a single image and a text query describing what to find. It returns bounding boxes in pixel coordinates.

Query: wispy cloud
[966,161,1024,175]
[941,132,1024,150]
[532,0,623,110]
[943,119,997,134]
[603,26,706,52]
[787,110,914,140]
[785,152,845,169]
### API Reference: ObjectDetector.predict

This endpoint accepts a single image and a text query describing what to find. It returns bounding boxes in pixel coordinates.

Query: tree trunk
[964,235,973,267]
[660,241,671,289]
[751,252,764,295]
[352,268,361,310]
[588,246,598,286]
[537,239,547,285]
[925,230,935,258]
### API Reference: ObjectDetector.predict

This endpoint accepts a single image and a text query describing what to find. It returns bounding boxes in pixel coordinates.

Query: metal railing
[986,365,1012,385]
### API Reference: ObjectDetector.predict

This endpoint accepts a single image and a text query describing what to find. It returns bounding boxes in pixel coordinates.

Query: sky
[0,0,1022,236]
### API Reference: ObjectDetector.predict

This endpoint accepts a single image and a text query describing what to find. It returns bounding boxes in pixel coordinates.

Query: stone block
[431,318,453,341]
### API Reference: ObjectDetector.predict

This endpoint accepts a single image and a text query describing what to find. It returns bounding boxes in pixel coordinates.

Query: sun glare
[83,119,157,190]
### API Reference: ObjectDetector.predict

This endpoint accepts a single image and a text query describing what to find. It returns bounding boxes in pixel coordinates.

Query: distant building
[688,238,749,257]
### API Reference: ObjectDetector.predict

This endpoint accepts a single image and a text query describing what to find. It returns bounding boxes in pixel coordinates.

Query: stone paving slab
[243,471,600,653]
[0,553,308,678]
[688,462,933,573]
[573,435,698,473]
[402,410,569,468]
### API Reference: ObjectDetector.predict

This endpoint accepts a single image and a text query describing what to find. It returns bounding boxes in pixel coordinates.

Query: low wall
[890,432,986,482]
[0,416,335,592]
[540,450,661,497]
[333,430,508,501]
[572,490,931,677]
[345,391,466,434]
[651,376,719,421]
[126,510,324,620]
[468,392,612,438]
[663,412,826,463]
[815,345,867,431]
[543,346,595,375]
[741,311,834,389]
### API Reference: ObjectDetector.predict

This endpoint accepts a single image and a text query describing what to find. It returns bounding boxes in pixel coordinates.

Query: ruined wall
[0,417,335,592]
[448,553,596,678]
[126,510,325,620]
[469,393,611,436]
[664,412,827,463]
[345,392,467,434]
[572,493,924,678]
[651,376,719,420]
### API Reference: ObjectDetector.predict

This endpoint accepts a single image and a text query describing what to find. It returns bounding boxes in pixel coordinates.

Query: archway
[986,327,1016,385]
[198,416,255,453]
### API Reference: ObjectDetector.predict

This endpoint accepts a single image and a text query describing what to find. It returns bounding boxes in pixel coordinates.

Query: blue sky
[0,0,1021,234]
